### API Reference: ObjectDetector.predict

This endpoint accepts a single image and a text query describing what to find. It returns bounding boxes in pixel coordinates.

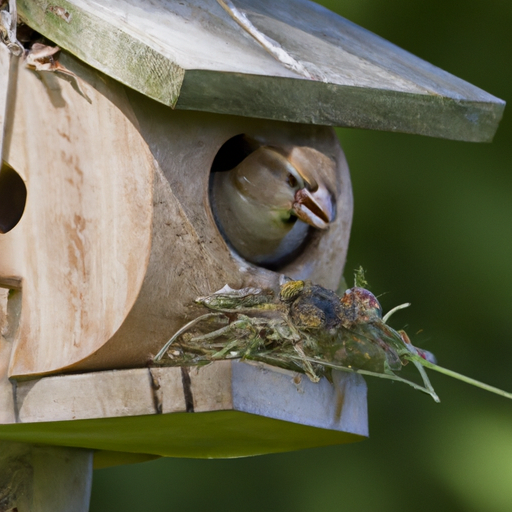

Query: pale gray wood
[16,368,166,422]
[13,361,367,437]
[0,44,10,161]
[0,289,16,426]
[232,361,368,434]
[0,361,368,460]
[16,0,504,141]
[0,442,92,512]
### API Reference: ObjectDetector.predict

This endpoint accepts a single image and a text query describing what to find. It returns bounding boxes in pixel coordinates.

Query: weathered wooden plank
[0,44,9,161]
[16,0,505,141]
[3,361,368,459]
[4,51,155,377]
[0,276,22,290]
[185,360,234,413]
[17,0,185,106]
[0,289,16,426]
[0,442,92,512]
[232,361,367,433]
[16,369,165,422]
[177,70,504,143]
[147,367,188,414]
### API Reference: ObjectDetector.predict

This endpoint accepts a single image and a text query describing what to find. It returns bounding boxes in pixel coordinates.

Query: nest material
[153,271,512,403]
[154,277,443,401]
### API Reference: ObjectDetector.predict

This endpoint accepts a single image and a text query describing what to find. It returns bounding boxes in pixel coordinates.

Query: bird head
[230,145,336,230]
[211,138,338,267]
[286,145,336,229]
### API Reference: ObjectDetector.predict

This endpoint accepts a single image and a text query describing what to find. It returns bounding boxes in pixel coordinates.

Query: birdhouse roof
[18,0,505,141]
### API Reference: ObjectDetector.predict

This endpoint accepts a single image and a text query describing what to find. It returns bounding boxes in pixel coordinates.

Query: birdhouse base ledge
[0,361,368,465]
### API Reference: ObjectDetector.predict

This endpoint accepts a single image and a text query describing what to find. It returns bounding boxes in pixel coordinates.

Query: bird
[210,138,337,268]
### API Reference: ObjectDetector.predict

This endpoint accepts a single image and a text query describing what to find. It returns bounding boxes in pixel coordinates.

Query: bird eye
[287,173,297,188]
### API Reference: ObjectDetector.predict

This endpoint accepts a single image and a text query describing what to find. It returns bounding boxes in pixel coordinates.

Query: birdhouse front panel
[0,49,155,377]
[0,51,353,378]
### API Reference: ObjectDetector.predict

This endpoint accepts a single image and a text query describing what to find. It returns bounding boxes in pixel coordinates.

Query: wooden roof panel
[17,0,505,141]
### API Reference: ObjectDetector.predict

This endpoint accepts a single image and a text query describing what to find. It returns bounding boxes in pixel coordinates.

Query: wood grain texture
[16,369,163,422]
[69,81,353,372]
[0,290,16,425]
[0,442,92,512]
[0,52,352,377]
[16,0,505,141]
[0,45,9,160]
[1,361,368,460]
[3,55,154,377]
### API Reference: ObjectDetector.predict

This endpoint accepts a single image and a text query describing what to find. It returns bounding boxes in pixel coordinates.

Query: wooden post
[0,442,92,512]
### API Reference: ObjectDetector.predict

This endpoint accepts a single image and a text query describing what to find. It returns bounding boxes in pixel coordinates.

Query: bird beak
[292,185,334,229]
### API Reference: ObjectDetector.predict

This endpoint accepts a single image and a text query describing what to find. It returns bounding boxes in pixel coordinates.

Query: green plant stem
[408,354,512,400]
[289,355,440,401]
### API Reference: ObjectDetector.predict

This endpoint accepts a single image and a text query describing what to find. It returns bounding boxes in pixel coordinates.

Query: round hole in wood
[210,133,257,173]
[209,134,312,270]
[0,163,27,234]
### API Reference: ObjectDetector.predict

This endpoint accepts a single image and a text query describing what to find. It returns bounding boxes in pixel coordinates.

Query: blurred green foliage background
[90,1,512,510]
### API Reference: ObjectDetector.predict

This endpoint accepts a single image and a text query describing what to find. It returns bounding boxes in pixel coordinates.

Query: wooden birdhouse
[0,0,504,509]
